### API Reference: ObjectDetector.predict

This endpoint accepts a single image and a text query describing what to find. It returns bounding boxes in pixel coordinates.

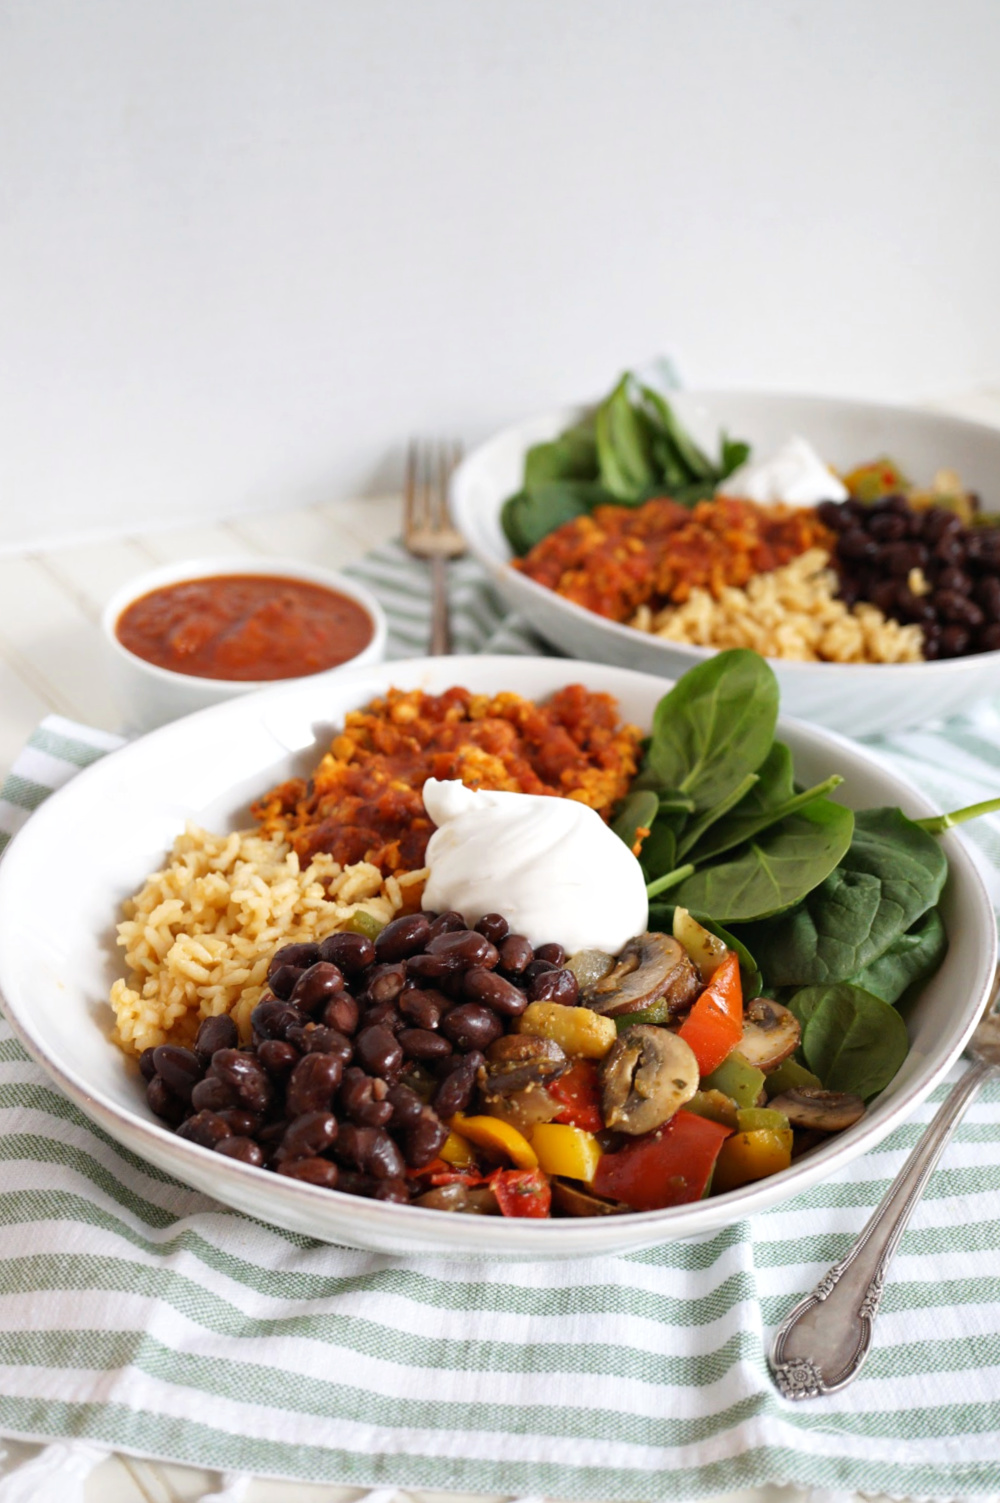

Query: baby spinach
[666,797,854,923]
[915,795,1000,834]
[595,376,659,500]
[674,773,760,859]
[523,420,598,488]
[789,984,910,1100]
[689,739,843,863]
[611,790,660,853]
[848,907,948,1005]
[646,649,779,811]
[500,480,608,554]
[745,807,948,988]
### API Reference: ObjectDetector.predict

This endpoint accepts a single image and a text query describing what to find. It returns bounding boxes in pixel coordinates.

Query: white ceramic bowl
[0,656,993,1260]
[101,555,387,731]
[451,392,1000,735]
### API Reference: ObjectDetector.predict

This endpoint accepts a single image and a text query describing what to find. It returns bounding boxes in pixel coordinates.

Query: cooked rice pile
[630,548,925,663]
[109,822,427,1056]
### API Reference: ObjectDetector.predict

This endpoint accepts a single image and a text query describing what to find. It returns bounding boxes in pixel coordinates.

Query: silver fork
[769,967,1000,1400]
[403,439,465,656]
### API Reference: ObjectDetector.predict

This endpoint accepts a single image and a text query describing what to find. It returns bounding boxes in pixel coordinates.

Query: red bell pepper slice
[548,1059,604,1133]
[489,1167,552,1218]
[677,950,743,1076]
[591,1109,732,1211]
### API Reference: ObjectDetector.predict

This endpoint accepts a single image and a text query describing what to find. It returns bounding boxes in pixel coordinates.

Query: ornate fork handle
[770,1056,998,1400]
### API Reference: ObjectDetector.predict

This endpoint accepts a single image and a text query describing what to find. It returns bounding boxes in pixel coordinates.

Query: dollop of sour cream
[421,778,648,956]
[717,436,848,505]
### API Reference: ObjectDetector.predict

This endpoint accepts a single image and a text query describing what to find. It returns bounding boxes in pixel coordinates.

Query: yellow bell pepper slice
[531,1123,602,1184]
[448,1114,538,1169]
[711,1127,792,1194]
[517,1001,617,1058]
[438,1130,477,1168]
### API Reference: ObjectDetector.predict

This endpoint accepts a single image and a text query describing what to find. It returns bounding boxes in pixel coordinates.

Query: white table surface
[3,385,1000,1500]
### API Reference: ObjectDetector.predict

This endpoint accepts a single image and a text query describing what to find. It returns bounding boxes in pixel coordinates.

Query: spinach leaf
[639,815,681,883]
[746,807,948,988]
[667,797,854,923]
[789,984,910,1100]
[720,434,751,478]
[595,376,657,501]
[692,769,844,863]
[639,385,715,482]
[646,649,779,811]
[849,907,948,1005]
[500,480,609,555]
[523,420,598,488]
[611,790,659,853]
[674,773,760,860]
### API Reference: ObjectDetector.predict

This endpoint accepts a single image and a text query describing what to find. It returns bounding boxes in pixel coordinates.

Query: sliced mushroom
[737,998,801,1072]
[550,1177,628,1217]
[478,1034,569,1098]
[414,1182,500,1214]
[582,932,701,1018]
[600,1024,699,1135]
[769,1087,866,1133]
[482,1083,561,1133]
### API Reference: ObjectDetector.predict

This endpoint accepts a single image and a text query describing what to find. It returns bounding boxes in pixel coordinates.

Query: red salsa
[116,574,374,682]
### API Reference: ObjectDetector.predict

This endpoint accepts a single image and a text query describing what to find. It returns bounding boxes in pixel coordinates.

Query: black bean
[375,913,432,963]
[176,1110,232,1150]
[152,1045,203,1102]
[870,579,901,616]
[339,1066,393,1127]
[868,512,908,542]
[250,998,301,1041]
[322,992,360,1035]
[274,1110,339,1162]
[979,623,1000,652]
[534,942,566,966]
[432,1051,484,1118]
[257,1038,299,1079]
[403,1108,449,1168]
[190,1074,238,1113]
[816,499,848,529]
[214,1136,265,1166]
[210,1049,273,1113]
[365,963,407,1005]
[268,942,321,978]
[976,577,1000,621]
[835,574,862,607]
[935,591,984,627]
[937,566,972,595]
[881,541,929,577]
[216,1108,261,1136]
[523,959,556,984]
[386,1082,425,1130]
[426,929,499,969]
[318,931,376,975]
[360,1002,404,1036]
[138,1047,158,1082]
[837,529,879,562]
[440,1002,504,1052]
[974,532,1000,569]
[289,962,344,1013]
[372,1177,411,1203]
[399,987,445,1030]
[267,964,304,1001]
[934,533,965,566]
[194,1013,238,1065]
[894,587,936,625]
[940,624,971,657]
[475,913,509,944]
[405,951,455,983]
[426,910,467,940]
[147,1075,186,1126]
[336,1123,405,1179]
[398,1027,454,1061]
[462,967,528,1016]
[286,1052,343,1116]
[277,1156,340,1188]
[286,1024,354,1064]
[355,1024,404,1080]
[497,935,533,974]
[527,967,580,1006]
[922,508,962,544]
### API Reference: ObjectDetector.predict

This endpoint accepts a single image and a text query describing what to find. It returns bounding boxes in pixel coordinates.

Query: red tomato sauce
[116,574,374,682]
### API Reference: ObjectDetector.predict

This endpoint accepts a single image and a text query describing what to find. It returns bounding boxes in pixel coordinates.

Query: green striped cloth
[1,540,1000,1500]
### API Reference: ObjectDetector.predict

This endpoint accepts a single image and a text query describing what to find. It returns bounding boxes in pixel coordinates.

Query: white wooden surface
[2,392,999,1498]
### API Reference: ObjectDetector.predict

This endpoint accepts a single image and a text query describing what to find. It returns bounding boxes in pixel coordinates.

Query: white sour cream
[717,436,848,505]
[421,778,648,956]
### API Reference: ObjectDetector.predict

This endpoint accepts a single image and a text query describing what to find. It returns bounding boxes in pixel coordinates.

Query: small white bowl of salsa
[102,556,387,731]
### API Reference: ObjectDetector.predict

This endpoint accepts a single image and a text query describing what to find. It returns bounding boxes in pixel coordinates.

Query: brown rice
[109,822,427,1057]
[630,548,925,664]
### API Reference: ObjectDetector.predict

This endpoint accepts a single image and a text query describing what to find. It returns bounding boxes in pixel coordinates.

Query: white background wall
[2,0,999,552]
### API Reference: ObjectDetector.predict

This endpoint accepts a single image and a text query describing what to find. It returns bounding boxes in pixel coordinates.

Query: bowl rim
[0,652,995,1253]
[100,553,389,689]
[451,391,1000,677]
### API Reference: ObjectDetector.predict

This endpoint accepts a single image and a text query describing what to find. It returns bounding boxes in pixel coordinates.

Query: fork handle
[770,1055,998,1400]
[429,554,450,656]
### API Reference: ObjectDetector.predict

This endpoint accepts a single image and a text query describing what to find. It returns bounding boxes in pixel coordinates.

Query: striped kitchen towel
[1,540,1000,1500]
